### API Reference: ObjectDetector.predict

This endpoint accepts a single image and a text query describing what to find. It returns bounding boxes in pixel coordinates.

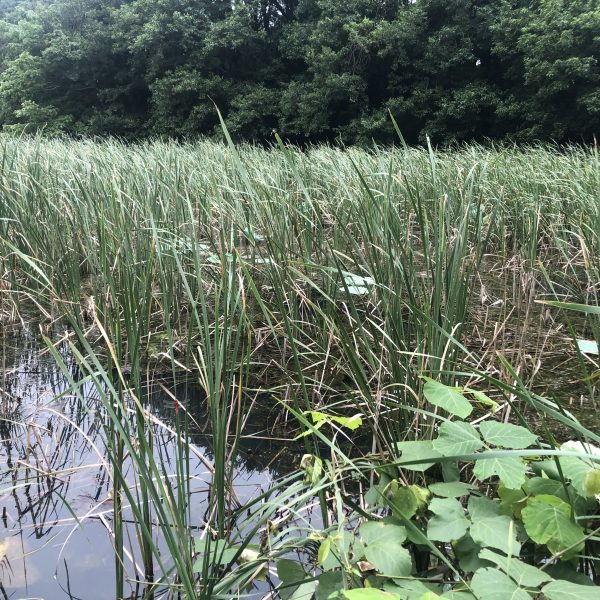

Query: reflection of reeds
[0,133,598,595]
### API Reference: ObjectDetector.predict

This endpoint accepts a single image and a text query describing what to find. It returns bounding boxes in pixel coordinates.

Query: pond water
[1,297,597,598]
[0,327,301,599]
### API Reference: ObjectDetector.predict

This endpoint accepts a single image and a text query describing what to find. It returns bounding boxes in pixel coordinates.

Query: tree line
[0,0,598,145]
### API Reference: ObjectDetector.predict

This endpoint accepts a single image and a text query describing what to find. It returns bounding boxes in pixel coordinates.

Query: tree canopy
[0,0,598,144]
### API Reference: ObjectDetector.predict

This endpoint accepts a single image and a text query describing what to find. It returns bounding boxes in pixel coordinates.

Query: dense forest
[0,0,598,144]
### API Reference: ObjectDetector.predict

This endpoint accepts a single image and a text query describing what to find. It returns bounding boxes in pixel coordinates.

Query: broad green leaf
[344,590,400,600]
[471,568,532,600]
[278,559,316,600]
[498,486,528,518]
[558,443,600,497]
[558,456,594,496]
[542,580,600,599]
[468,496,501,520]
[277,558,307,583]
[545,563,596,586]
[429,481,476,498]
[525,477,569,502]
[433,421,483,456]
[479,422,537,449]
[584,469,600,496]
[360,521,411,577]
[316,572,344,600]
[305,411,363,430]
[468,497,520,554]
[453,535,488,573]
[474,456,527,489]
[342,272,375,287]
[470,516,521,555]
[333,413,363,430]
[320,531,362,571]
[396,440,442,472]
[343,285,370,295]
[384,580,441,599]
[478,549,552,588]
[389,485,431,519]
[521,495,585,559]
[423,380,473,419]
[427,498,470,542]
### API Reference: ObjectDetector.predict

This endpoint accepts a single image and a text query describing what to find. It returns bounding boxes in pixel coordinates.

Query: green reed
[0,133,598,596]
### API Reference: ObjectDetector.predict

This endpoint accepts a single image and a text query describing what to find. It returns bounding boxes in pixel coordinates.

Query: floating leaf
[471,568,532,600]
[521,495,585,559]
[474,456,527,489]
[423,380,472,419]
[360,521,411,577]
[479,421,537,449]
[427,498,470,542]
[433,421,483,456]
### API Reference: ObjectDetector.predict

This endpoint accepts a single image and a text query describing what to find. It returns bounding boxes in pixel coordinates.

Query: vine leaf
[427,498,470,542]
[423,379,473,419]
[360,521,411,577]
[542,580,600,599]
[471,567,532,600]
[433,421,483,456]
[479,421,537,449]
[521,495,585,559]
[474,456,527,490]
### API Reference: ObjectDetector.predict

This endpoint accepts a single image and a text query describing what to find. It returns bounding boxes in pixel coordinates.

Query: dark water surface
[0,327,299,599]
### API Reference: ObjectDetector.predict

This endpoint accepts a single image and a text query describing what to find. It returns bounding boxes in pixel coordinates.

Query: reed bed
[0,134,598,597]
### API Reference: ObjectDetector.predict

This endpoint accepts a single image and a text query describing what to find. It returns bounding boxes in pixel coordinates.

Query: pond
[0,327,304,599]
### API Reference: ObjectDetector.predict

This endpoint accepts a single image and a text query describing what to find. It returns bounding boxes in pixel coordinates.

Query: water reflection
[0,329,299,599]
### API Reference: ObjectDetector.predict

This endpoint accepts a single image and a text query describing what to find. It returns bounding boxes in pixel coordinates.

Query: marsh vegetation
[0,133,599,598]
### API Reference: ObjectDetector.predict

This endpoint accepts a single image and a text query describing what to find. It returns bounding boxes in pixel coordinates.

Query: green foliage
[278,380,599,599]
[0,0,598,143]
